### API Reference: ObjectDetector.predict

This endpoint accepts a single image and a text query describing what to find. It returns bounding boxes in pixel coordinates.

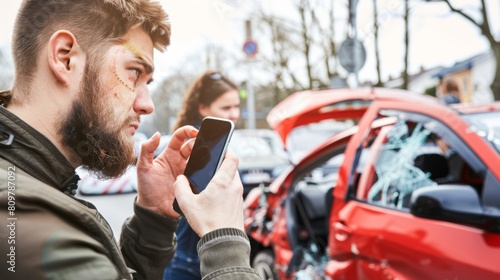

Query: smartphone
[173,117,235,216]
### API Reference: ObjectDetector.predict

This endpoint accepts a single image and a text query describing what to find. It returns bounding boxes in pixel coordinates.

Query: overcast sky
[1,0,499,84]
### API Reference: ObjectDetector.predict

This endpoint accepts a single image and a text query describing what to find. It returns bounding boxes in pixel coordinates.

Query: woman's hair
[173,70,238,131]
[10,0,171,103]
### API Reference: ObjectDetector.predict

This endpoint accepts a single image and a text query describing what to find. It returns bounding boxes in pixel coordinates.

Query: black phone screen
[184,118,234,193]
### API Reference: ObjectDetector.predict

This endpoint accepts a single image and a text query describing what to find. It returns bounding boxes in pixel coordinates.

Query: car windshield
[463,111,500,155]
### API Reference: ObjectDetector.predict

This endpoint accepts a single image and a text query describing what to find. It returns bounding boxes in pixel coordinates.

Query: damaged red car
[244,87,500,280]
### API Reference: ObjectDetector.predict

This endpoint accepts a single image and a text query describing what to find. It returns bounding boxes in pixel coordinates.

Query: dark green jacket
[0,104,260,280]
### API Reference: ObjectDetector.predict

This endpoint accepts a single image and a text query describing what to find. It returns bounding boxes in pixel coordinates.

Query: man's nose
[134,87,155,115]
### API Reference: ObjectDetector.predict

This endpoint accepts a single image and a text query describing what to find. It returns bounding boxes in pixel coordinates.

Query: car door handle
[334,221,352,242]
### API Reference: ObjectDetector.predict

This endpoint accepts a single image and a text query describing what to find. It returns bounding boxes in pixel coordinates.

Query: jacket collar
[0,104,79,195]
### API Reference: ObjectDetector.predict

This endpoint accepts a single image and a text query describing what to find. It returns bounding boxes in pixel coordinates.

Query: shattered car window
[368,121,436,209]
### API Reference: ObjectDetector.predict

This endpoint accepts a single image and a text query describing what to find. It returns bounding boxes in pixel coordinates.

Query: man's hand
[135,126,198,218]
[174,150,244,236]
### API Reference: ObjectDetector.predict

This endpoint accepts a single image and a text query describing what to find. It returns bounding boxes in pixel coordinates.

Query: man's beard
[59,64,136,179]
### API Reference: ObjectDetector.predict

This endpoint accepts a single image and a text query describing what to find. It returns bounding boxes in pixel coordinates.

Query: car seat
[295,185,332,245]
[397,153,450,208]
[413,153,449,181]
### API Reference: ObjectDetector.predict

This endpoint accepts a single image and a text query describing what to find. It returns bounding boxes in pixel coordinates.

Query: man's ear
[47,30,82,85]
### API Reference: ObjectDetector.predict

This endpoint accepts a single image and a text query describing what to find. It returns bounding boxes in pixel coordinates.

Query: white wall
[408,68,442,94]
[471,53,495,104]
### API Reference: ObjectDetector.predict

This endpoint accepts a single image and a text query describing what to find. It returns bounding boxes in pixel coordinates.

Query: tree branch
[443,0,496,44]
[478,0,495,44]
[442,0,480,28]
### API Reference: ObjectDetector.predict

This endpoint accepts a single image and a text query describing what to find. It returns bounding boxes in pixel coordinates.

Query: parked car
[244,87,500,279]
[231,129,290,197]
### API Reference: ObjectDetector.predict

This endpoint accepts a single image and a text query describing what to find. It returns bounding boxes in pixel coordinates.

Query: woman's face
[199,89,240,124]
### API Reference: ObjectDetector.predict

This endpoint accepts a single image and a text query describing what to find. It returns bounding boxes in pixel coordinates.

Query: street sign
[338,37,366,73]
[243,39,258,58]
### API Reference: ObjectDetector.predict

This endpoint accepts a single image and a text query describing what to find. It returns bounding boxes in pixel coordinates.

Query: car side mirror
[410,185,500,233]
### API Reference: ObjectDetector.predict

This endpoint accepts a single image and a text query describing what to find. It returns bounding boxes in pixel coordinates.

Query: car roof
[266,87,440,148]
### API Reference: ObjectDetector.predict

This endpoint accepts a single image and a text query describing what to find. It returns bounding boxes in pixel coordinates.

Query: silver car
[230,129,290,197]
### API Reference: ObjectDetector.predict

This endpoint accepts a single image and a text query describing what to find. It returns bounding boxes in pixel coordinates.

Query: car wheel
[253,250,278,280]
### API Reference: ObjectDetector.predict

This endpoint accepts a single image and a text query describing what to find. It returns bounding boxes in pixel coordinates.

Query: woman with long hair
[164,70,240,280]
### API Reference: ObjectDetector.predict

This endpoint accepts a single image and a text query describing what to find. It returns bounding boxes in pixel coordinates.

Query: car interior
[284,148,346,270]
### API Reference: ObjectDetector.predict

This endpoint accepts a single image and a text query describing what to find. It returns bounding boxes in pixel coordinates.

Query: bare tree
[311,0,339,81]
[372,0,383,86]
[254,11,305,104]
[437,0,500,100]
[402,0,410,89]
[297,0,315,89]
[253,0,343,103]
[296,0,342,88]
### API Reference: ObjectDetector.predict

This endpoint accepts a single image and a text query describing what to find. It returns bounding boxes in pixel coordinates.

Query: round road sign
[243,39,258,58]
[338,37,366,73]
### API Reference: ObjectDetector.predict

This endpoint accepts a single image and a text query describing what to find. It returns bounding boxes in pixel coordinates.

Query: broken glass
[368,121,436,208]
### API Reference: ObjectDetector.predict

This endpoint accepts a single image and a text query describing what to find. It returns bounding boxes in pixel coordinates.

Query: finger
[210,151,239,188]
[180,138,196,159]
[221,150,240,176]
[174,175,195,211]
[139,132,161,164]
[168,126,198,152]
[232,168,244,197]
[225,150,244,196]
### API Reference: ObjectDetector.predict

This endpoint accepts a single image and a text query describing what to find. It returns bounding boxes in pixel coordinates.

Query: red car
[244,87,500,279]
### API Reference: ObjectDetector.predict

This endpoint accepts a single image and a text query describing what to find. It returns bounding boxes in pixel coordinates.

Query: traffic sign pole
[246,68,256,129]
[243,19,258,129]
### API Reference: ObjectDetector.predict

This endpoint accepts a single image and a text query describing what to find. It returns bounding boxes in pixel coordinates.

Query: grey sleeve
[198,228,261,280]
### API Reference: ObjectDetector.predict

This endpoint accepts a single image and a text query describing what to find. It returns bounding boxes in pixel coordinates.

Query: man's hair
[11,0,170,99]
[442,78,460,95]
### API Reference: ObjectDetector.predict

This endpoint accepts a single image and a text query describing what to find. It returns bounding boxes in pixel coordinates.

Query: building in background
[433,51,494,104]
[385,51,495,105]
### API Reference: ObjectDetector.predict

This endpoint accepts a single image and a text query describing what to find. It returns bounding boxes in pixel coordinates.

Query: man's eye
[131,68,141,78]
